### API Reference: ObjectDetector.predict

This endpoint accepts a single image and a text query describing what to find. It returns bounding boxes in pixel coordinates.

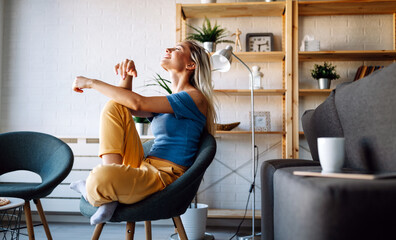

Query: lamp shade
[211,45,233,72]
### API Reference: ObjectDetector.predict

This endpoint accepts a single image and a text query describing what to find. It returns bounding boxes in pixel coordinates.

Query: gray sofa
[260,63,396,240]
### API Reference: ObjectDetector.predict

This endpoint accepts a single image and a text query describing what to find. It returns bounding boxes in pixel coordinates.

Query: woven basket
[216,122,240,131]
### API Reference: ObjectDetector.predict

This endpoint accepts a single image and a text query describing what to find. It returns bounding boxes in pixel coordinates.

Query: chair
[80,131,217,240]
[0,131,74,240]
[260,63,396,240]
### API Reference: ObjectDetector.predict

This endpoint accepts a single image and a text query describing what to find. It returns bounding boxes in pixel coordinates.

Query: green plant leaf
[310,62,340,80]
[186,17,234,44]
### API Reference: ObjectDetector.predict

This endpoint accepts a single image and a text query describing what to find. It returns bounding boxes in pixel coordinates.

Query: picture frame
[246,33,274,52]
[249,111,271,131]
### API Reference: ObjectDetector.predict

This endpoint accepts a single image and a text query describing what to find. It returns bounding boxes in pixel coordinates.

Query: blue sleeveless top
[148,91,207,167]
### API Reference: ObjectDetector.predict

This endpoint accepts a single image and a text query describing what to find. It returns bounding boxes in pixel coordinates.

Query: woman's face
[161,42,195,72]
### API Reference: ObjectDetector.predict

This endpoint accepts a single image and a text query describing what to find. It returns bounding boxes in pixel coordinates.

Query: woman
[70,40,216,225]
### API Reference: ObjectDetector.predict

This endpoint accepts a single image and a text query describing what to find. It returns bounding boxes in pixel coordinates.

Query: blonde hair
[184,40,217,135]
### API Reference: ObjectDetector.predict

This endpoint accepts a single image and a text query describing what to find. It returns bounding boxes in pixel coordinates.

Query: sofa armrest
[260,159,320,240]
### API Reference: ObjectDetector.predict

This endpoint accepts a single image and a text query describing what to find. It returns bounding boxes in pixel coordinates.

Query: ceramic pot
[318,78,331,89]
[180,203,208,240]
[203,42,216,53]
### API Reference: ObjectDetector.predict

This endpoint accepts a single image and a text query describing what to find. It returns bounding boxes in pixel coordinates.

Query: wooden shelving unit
[177,1,293,158]
[208,209,261,219]
[299,89,332,96]
[176,0,293,219]
[214,89,286,96]
[233,51,285,62]
[298,0,396,16]
[292,0,396,158]
[216,131,285,135]
[180,2,286,18]
[299,50,396,61]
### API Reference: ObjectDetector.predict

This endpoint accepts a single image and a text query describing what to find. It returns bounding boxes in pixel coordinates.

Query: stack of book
[353,65,384,81]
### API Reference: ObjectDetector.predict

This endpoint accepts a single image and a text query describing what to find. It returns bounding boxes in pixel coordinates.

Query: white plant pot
[180,203,208,240]
[135,123,149,136]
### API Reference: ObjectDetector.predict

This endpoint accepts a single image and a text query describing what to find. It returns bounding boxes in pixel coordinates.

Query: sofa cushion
[302,90,344,162]
[273,166,396,240]
[335,63,396,171]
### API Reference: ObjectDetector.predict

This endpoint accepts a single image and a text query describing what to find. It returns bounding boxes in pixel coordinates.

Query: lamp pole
[231,53,258,240]
[211,46,259,239]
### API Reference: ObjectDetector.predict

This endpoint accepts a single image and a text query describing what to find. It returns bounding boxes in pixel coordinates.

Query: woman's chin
[160,62,169,71]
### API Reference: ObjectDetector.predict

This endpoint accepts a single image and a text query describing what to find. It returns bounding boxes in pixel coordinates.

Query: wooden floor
[17,222,253,240]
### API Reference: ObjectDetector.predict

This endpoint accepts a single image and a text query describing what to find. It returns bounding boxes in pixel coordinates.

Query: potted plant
[145,73,172,94]
[186,17,234,52]
[311,62,340,89]
[133,116,150,136]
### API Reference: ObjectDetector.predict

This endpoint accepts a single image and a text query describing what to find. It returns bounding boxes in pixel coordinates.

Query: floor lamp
[212,45,259,240]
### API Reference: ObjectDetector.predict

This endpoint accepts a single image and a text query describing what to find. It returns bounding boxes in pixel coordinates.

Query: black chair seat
[80,131,216,239]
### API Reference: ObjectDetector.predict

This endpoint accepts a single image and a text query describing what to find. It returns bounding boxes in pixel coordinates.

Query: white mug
[318,137,345,173]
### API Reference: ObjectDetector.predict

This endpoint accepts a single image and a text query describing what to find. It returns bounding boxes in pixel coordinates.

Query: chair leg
[144,221,152,240]
[34,199,53,240]
[126,222,135,240]
[173,216,188,240]
[92,223,105,240]
[24,201,35,240]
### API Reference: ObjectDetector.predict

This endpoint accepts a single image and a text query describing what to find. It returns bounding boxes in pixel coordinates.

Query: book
[353,66,363,81]
[353,65,384,81]
[364,66,373,77]
[358,65,368,80]
[293,169,396,180]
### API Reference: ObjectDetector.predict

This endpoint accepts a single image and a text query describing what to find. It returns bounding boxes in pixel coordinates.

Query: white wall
[0,0,393,210]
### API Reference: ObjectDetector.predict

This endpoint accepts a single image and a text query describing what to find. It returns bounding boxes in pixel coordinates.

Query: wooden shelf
[234,51,285,62]
[208,209,261,219]
[299,89,332,96]
[181,2,285,19]
[216,131,285,135]
[214,89,285,96]
[299,50,396,61]
[299,0,396,16]
[210,51,285,62]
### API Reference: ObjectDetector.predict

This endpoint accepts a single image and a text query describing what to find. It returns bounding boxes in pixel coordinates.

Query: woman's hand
[114,59,138,80]
[73,76,94,93]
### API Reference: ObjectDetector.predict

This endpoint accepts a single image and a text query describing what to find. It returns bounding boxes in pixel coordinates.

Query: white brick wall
[0,0,393,212]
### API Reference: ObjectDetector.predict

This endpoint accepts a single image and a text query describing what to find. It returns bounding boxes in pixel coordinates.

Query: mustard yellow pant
[86,100,186,207]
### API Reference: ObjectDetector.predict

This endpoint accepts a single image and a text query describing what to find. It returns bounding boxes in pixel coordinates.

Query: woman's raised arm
[72,76,173,115]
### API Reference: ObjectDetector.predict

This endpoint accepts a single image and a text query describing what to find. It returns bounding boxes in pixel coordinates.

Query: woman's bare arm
[73,76,174,115]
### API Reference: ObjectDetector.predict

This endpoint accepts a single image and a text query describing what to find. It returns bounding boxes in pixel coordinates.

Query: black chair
[0,131,74,240]
[80,131,216,240]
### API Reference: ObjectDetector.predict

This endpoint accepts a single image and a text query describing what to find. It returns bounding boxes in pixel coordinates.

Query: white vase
[179,203,208,240]
[201,0,216,3]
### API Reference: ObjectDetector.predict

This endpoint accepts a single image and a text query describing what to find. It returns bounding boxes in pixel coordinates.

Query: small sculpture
[231,28,242,52]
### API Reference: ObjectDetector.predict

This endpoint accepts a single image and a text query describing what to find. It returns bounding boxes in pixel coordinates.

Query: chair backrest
[109,131,217,222]
[0,131,74,186]
[303,63,396,172]
[302,91,344,162]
